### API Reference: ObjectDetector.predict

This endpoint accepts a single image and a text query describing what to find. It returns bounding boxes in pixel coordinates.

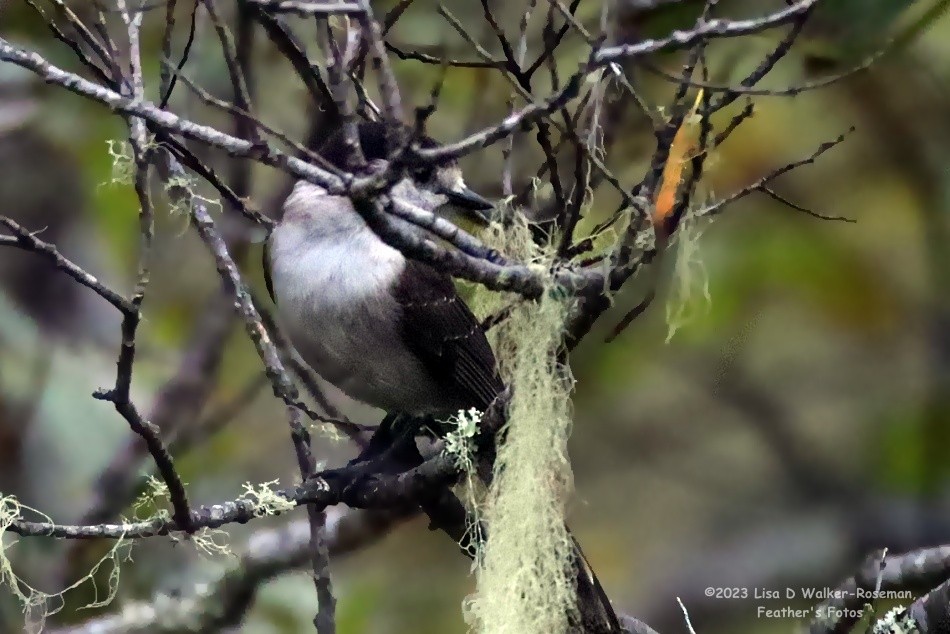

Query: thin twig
[51,509,412,634]
[0,218,131,313]
[760,186,855,223]
[245,0,364,16]
[593,0,819,65]
[698,128,855,218]
[10,451,461,540]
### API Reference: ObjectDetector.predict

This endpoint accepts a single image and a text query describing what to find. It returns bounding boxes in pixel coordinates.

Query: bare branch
[593,0,819,66]
[246,0,364,16]
[356,0,404,123]
[0,38,346,197]
[76,296,236,533]
[0,217,132,313]
[760,187,855,223]
[51,509,411,634]
[9,450,460,540]
[811,545,950,634]
[202,0,263,144]
[698,127,855,219]
[249,7,337,111]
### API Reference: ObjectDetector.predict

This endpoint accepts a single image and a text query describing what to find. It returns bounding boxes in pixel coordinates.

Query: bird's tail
[570,530,622,632]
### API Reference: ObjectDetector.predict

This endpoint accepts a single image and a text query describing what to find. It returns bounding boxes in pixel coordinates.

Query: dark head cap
[318,120,438,171]
[318,120,493,218]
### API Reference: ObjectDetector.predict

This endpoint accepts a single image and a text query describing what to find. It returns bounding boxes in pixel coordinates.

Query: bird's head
[318,120,494,224]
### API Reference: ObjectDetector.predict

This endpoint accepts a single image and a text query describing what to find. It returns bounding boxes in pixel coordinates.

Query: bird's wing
[393,260,504,411]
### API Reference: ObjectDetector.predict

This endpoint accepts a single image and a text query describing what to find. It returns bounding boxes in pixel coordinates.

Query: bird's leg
[308,413,409,496]
[317,413,425,492]
[409,414,444,443]
[362,413,428,477]
[347,412,402,466]
[346,413,429,468]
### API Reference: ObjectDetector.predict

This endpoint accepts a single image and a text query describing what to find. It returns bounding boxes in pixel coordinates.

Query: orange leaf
[653,90,704,229]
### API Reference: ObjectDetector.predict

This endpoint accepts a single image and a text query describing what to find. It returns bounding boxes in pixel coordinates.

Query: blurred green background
[1,1,950,632]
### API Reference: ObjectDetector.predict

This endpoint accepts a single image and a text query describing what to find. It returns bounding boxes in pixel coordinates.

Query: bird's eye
[411,166,434,183]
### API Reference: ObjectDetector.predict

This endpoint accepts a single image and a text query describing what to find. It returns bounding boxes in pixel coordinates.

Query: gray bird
[264,121,503,418]
[265,122,620,632]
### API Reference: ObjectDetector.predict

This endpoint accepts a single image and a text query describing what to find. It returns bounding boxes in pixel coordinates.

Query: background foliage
[1,1,949,632]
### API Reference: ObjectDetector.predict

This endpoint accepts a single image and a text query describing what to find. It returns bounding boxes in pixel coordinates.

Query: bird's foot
[347,412,403,466]
[348,412,428,471]
[311,414,426,507]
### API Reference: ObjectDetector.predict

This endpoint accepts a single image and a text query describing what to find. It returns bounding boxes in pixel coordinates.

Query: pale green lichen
[165,172,196,218]
[238,480,296,517]
[444,408,481,473]
[871,607,917,634]
[132,475,172,521]
[464,217,578,634]
[310,421,347,444]
[101,136,158,188]
[443,408,486,562]
[158,167,223,240]
[129,477,233,559]
[664,206,711,343]
[1,494,130,633]
[104,139,135,188]
[169,184,221,238]
[188,527,234,560]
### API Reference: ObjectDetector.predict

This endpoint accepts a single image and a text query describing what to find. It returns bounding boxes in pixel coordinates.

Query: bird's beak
[444,186,494,225]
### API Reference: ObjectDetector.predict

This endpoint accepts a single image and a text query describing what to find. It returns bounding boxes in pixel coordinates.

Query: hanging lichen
[664,206,711,343]
[442,407,487,562]
[464,215,578,634]
[0,494,131,634]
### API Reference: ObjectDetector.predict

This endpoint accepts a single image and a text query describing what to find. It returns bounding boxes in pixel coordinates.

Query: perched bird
[264,121,503,418]
[265,121,620,632]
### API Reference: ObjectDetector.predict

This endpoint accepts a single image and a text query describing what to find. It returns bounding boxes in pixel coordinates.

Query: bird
[265,120,621,632]
[264,120,504,419]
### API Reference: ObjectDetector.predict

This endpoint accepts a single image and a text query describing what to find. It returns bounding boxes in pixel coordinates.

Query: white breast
[267,185,443,413]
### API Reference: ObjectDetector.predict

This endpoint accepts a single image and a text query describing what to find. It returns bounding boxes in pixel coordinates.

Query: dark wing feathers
[394,260,504,410]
